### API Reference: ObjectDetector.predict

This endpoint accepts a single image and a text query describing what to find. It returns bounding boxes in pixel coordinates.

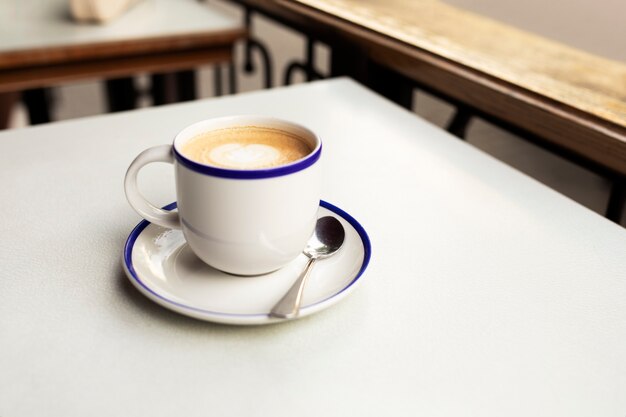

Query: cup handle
[124,145,181,230]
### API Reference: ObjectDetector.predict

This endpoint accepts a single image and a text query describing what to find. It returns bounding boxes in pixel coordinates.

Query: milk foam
[208,143,281,169]
[181,126,312,169]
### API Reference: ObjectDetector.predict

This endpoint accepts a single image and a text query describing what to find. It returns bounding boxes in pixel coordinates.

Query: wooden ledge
[290,0,626,129]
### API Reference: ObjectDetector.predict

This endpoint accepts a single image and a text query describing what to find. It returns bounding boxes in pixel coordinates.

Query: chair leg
[22,88,51,124]
[175,70,197,102]
[447,106,473,139]
[228,62,237,94]
[151,73,180,106]
[105,77,136,112]
[606,180,626,224]
[0,91,19,129]
[213,65,223,97]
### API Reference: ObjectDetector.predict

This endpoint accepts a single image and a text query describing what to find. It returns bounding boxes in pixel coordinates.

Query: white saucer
[123,201,371,325]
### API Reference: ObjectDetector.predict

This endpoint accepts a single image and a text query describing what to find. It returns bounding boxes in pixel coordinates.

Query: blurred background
[2,0,625,224]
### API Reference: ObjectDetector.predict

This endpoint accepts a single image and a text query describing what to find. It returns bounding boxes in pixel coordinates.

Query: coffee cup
[124,115,322,275]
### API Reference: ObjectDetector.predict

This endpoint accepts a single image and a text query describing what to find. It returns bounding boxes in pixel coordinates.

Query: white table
[1,79,625,416]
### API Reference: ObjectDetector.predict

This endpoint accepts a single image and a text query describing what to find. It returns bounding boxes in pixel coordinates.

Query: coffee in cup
[180,126,312,169]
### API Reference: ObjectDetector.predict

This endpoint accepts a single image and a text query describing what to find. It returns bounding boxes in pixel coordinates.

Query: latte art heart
[181,126,312,169]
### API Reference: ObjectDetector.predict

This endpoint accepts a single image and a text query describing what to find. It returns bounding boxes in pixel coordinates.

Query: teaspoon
[270,216,345,319]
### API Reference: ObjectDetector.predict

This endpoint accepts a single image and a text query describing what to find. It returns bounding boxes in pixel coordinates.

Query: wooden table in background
[0,0,245,124]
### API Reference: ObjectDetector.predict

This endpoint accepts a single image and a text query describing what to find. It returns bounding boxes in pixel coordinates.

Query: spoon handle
[270,257,317,319]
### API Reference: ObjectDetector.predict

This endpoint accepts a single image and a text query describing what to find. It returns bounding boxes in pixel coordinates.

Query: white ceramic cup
[124,116,322,275]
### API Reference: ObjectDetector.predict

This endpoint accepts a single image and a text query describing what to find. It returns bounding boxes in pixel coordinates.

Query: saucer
[123,200,371,325]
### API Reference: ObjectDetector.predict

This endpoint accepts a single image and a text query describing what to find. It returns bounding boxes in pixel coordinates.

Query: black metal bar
[228,61,237,94]
[243,7,254,73]
[606,181,626,223]
[150,74,166,105]
[283,62,307,85]
[175,70,197,102]
[105,77,136,112]
[22,88,51,124]
[447,106,474,139]
[150,73,179,105]
[247,39,273,89]
[305,38,316,81]
[213,65,223,96]
[242,7,273,88]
